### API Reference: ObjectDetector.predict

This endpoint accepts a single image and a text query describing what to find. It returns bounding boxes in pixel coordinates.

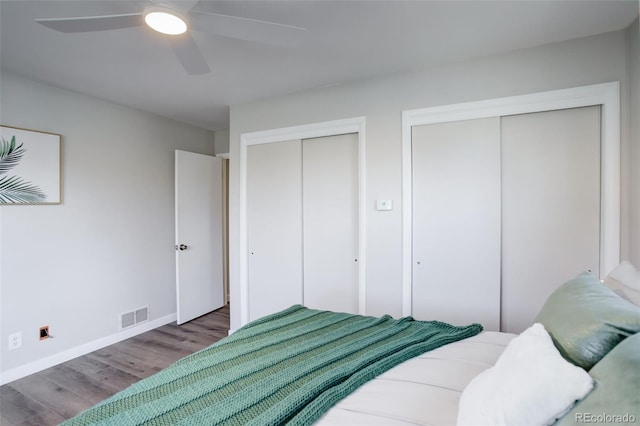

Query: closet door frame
[239,116,367,326]
[401,82,620,317]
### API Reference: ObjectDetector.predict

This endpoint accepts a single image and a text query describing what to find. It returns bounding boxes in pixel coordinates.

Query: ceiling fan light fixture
[144,6,187,35]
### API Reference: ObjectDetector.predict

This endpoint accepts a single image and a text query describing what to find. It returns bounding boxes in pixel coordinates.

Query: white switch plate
[376,200,393,211]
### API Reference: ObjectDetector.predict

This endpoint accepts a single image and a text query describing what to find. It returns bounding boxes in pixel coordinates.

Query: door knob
[175,244,188,251]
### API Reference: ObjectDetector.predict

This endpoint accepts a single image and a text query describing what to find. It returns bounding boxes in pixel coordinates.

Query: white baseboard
[0,312,177,386]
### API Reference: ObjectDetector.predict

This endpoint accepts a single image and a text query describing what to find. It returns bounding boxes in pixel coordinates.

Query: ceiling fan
[35,1,306,75]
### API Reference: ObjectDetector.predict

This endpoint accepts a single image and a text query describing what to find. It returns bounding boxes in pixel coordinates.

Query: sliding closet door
[412,118,501,330]
[302,133,359,313]
[501,106,601,333]
[247,140,303,321]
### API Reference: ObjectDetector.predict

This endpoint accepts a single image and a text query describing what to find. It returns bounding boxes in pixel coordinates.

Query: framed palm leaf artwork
[1,125,61,204]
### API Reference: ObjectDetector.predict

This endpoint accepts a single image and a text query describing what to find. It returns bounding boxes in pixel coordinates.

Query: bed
[63,268,640,426]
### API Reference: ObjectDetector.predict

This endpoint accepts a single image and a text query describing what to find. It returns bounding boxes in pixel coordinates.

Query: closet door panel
[247,140,303,321]
[412,118,501,330]
[501,106,601,333]
[302,133,359,313]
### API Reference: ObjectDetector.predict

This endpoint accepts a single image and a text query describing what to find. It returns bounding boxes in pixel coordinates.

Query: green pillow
[535,271,640,370]
[555,333,640,425]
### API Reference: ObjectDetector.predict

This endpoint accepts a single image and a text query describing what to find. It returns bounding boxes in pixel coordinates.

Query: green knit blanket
[64,305,482,426]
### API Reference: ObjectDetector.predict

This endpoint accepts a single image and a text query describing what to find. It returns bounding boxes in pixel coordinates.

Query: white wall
[229,28,636,331]
[0,71,215,382]
[628,19,640,267]
[214,129,230,156]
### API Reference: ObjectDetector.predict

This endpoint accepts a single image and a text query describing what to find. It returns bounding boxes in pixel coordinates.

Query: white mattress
[316,331,516,426]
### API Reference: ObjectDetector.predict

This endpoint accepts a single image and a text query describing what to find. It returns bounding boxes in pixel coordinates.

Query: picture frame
[1,125,62,204]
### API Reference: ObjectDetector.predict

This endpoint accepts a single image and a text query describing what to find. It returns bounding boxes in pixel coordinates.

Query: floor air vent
[119,306,149,330]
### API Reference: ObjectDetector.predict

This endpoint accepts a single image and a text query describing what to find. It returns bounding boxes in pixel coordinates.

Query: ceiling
[1,1,637,131]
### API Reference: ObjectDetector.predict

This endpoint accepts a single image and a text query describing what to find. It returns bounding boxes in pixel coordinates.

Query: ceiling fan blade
[36,13,143,33]
[189,11,306,48]
[167,33,211,75]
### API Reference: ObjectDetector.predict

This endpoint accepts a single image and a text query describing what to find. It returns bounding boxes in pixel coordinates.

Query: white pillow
[457,323,593,426]
[603,261,640,306]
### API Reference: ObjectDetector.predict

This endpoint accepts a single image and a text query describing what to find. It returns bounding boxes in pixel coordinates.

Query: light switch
[376,200,393,211]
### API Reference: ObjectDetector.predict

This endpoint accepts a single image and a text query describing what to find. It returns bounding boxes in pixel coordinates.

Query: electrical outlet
[8,332,22,350]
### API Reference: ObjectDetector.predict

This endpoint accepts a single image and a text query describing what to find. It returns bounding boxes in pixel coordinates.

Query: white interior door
[501,106,601,333]
[247,140,303,321]
[175,150,225,325]
[302,133,359,313]
[411,118,501,330]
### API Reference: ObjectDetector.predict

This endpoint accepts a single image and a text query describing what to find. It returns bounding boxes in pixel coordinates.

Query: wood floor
[0,305,230,426]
